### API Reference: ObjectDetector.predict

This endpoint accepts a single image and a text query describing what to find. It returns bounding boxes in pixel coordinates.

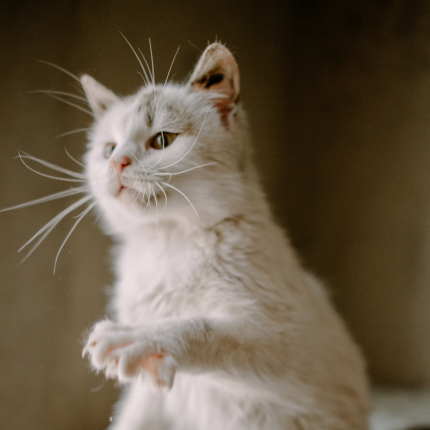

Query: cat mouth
[116,183,166,205]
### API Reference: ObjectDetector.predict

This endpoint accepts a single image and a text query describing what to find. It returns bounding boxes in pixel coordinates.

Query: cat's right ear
[188,43,240,126]
[80,75,119,118]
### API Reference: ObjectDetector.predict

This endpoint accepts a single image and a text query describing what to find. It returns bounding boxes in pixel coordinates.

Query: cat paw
[82,320,178,388]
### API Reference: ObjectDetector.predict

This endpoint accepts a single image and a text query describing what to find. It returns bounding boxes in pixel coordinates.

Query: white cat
[79,43,369,430]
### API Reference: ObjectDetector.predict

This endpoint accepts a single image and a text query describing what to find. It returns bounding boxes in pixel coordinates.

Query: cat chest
[113,240,212,324]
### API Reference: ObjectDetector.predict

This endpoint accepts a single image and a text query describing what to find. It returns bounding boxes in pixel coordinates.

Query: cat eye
[104,143,117,158]
[149,132,177,150]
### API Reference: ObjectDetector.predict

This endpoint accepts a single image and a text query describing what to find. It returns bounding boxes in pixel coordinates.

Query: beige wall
[1,1,430,429]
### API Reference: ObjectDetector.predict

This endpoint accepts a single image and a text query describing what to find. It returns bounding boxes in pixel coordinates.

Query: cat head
[81,43,253,235]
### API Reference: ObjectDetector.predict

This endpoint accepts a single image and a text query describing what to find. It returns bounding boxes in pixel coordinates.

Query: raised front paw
[82,320,178,389]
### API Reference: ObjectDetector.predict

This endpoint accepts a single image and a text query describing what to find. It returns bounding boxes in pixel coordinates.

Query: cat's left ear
[80,74,120,118]
[188,43,240,124]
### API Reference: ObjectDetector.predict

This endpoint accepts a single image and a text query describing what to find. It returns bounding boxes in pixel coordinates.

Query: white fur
[82,43,369,430]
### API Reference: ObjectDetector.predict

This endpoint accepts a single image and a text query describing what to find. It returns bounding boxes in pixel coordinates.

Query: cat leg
[82,317,285,389]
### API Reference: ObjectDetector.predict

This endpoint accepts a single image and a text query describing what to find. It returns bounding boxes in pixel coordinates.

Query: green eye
[104,143,116,158]
[150,132,177,150]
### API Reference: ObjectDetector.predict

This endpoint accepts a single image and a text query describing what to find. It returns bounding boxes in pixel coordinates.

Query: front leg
[83,317,281,388]
[83,320,179,389]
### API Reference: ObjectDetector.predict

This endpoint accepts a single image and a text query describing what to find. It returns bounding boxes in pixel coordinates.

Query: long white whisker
[137,48,154,86]
[0,187,88,213]
[65,149,85,168]
[154,162,216,177]
[30,90,88,102]
[53,201,96,274]
[68,82,86,96]
[120,32,151,86]
[18,152,86,179]
[155,45,180,114]
[42,93,93,116]
[38,60,81,82]
[138,49,152,79]
[18,195,93,252]
[153,181,168,211]
[57,128,89,138]
[149,39,155,89]
[161,181,199,220]
[20,223,57,264]
[159,107,210,170]
[136,71,150,87]
[17,154,84,183]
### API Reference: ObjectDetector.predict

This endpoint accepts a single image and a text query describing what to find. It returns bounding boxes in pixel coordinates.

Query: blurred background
[1,0,430,429]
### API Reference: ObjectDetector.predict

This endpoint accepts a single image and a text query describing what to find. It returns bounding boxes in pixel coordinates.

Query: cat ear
[188,43,240,123]
[80,74,120,118]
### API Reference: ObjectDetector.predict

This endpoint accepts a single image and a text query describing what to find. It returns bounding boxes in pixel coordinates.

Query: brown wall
[1,1,430,429]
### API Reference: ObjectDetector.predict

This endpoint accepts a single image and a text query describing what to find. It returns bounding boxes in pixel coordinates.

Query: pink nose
[111,156,131,175]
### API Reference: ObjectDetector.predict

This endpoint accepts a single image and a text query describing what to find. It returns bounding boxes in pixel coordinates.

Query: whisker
[18,152,86,179]
[53,200,97,274]
[153,181,168,211]
[68,82,86,96]
[152,43,180,147]
[187,40,202,53]
[153,162,216,177]
[18,195,93,253]
[37,60,81,83]
[65,148,85,168]
[41,93,93,116]
[158,106,210,170]
[17,154,85,183]
[143,148,150,167]
[132,153,147,171]
[155,45,180,114]
[136,71,150,87]
[148,39,156,89]
[137,48,155,87]
[152,185,159,230]
[0,187,89,213]
[129,188,140,206]
[141,190,151,213]
[29,90,88,103]
[137,48,154,87]
[20,223,57,264]
[120,32,152,86]
[161,181,199,220]
[57,128,89,138]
